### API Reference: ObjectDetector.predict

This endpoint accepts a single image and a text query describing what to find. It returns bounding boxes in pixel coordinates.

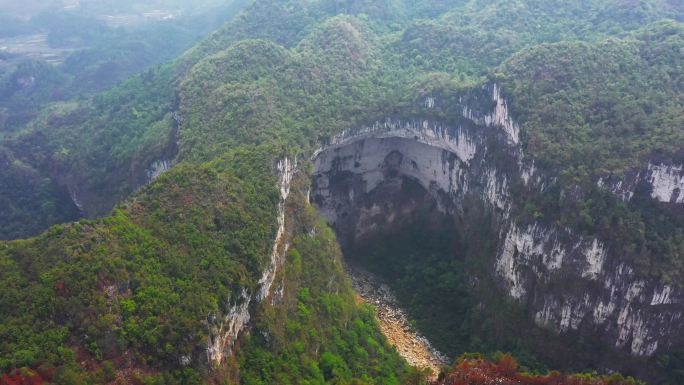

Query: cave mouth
[336,172,462,272]
[328,169,460,255]
[332,174,471,360]
[311,136,469,252]
[311,135,676,380]
[311,136,481,359]
[309,136,565,370]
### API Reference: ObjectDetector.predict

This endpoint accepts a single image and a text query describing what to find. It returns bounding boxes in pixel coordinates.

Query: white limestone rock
[647,163,684,203]
[207,157,296,366]
[582,239,607,279]
[147,159,172,181]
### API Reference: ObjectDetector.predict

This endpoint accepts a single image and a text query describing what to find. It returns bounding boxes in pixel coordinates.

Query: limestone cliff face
[598,163,684,205]
[207,157,295,366]
[310,84,684,370]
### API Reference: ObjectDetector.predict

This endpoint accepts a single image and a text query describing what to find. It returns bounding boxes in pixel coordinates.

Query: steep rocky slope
[311,83,683,381]
[0,0,683,384]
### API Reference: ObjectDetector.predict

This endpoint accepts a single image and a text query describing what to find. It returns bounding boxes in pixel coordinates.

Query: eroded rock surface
[310,85,684,379]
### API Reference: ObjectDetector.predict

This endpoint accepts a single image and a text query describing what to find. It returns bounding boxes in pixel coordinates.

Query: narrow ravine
[348,264,449,376]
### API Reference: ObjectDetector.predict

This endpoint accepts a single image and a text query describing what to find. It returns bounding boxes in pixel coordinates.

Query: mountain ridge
[0,0,683,383]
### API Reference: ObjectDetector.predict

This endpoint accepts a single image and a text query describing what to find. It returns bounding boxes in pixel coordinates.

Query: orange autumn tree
[0,368,52,385]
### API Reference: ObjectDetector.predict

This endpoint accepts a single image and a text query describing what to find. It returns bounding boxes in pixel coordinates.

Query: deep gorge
[2,2,684,384]
[309,86,684,382]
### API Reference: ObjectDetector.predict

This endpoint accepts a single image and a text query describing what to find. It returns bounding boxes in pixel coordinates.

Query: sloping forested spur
[0,148,281,384]
[0,145,409,385]
[229,167,408,385]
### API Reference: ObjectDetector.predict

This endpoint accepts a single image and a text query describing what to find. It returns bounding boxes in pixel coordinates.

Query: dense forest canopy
[0,0,683,384]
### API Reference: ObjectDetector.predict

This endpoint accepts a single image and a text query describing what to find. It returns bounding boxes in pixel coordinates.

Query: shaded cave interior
[310,136,506,364]
[309,136,635,375]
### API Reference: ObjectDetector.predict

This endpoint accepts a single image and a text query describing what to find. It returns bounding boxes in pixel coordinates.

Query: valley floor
[347,264,449,377]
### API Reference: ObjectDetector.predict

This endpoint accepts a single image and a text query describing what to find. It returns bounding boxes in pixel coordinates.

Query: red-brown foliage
[0,368,52,385]
[431,356,638,385]
[54,281,68,296]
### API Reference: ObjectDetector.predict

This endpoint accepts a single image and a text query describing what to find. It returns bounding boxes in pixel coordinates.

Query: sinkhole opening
[310,136,615,373]
[310,136,499,362]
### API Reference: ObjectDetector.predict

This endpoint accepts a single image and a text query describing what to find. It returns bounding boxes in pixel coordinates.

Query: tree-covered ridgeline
[2,0,683,241]
[0,0,683,383]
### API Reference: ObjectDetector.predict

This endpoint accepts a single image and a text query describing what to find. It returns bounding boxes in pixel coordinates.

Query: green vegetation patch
[0,148,279,382]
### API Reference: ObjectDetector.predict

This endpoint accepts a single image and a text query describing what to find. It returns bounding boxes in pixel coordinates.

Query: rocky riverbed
[347,264,449,376]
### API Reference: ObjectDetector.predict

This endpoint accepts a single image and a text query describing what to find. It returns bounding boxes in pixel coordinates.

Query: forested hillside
[0,0,683,384]
[0,146,407,384]
[3,0,683,240]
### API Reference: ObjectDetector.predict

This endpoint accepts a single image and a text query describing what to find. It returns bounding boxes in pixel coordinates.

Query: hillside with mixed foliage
[0,146,407,384]
[429,354,641,385]
[3,0,683,240]
[0,149,277,381]
[0,0,683,384]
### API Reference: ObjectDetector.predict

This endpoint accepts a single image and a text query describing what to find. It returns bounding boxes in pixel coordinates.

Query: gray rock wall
[311,85,684,365]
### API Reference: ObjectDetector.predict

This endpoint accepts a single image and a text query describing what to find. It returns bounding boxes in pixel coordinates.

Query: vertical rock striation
[647,163,684,204]
[310,84,684,372]
[206,157,296,366]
